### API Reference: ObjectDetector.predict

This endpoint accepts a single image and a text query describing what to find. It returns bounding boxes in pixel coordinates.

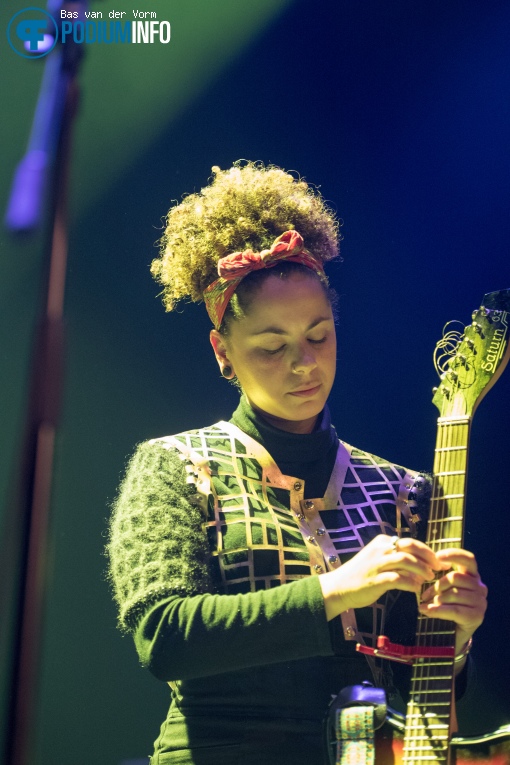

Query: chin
[285,400,325,420]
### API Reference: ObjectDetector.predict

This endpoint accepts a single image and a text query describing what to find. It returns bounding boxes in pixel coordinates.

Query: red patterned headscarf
[203,230,327,330]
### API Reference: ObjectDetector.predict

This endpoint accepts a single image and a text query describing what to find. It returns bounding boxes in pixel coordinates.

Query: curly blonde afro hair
[151,161,341,329]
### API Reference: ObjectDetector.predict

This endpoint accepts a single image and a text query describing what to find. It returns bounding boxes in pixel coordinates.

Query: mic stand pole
[2,4,86,763]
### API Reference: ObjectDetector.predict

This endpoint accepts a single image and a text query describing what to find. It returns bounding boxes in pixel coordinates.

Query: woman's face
[210,272,337,434]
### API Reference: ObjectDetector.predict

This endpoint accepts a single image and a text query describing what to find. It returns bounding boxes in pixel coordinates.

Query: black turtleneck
[229,394,339,499]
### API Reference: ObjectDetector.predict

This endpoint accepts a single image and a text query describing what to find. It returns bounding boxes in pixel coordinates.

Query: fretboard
[402,417,471,765]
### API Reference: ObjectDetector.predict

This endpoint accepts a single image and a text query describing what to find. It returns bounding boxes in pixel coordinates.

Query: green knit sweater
[107,396,432,765]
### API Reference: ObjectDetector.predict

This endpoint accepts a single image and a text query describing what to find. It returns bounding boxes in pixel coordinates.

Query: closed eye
[263,337,327,355]
[263,345,285,355]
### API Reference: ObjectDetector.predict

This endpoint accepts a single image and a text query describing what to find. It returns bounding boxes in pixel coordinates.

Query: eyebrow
[250,316,332,336]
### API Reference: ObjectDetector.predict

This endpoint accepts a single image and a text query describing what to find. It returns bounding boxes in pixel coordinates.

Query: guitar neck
[401,289,510,765]
[403,418,471,765]
[429,416,471,552]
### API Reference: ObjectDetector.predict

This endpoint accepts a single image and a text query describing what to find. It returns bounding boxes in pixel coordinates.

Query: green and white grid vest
[150,420,425,665]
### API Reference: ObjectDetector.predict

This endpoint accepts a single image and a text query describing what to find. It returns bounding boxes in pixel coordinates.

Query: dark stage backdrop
[1,1,509,763]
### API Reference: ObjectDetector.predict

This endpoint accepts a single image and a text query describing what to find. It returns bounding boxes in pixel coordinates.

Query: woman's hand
[319,534,440,621]
[418,548,488,654]
[319,536,487,662]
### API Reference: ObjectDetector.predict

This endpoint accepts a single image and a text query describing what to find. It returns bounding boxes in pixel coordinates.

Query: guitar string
[406,314,469,761]
[406,419,466,762]
[427,419,466,759]
[405,426,445,760]
[405,421,445,760]
[406,422,445,759]
[422,421,459,734]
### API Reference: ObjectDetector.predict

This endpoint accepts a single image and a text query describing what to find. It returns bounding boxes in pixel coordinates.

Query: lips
[288,384,321,396]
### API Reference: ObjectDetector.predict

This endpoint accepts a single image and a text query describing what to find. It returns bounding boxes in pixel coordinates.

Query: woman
[107,162,487,765]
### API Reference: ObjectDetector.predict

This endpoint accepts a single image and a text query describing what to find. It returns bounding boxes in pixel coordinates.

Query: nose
[292,343,318,375]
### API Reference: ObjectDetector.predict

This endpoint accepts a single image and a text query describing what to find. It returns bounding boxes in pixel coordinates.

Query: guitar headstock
[432,289,510,418]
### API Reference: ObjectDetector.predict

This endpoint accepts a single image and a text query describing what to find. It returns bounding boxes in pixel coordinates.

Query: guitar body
[327,702,510,765]
[375,723,510,765]
[375,712,510,765]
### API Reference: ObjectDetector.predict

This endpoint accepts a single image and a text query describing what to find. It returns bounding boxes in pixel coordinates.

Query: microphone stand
[2,3,86,763]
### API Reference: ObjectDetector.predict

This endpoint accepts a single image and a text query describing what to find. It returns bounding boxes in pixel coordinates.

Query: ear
[210,329,231,367]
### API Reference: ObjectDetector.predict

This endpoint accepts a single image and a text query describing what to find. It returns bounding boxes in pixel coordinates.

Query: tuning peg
[472,307,491,325]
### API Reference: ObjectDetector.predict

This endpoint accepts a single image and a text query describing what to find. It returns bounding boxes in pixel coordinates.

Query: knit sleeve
[107,440,335,680]
[107,440,214,632]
